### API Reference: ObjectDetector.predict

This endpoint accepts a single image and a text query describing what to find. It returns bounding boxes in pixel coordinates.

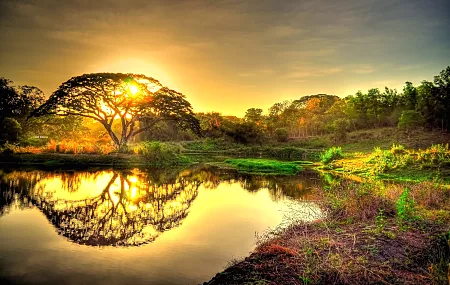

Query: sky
[1,0,449,116]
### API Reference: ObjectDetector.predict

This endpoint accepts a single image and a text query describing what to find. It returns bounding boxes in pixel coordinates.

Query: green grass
[224,158,303,175]
[320,147,344,164]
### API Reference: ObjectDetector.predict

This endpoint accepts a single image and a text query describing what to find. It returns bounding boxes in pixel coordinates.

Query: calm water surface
[0,166,323,285]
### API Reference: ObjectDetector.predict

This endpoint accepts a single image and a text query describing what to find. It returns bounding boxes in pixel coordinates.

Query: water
[0,166,323,285]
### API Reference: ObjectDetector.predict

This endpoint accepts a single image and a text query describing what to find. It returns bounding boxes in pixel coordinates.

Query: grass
[205,179,450,285]
[224,158,304,175]
[320,147,343,164]
[326,144,450,183]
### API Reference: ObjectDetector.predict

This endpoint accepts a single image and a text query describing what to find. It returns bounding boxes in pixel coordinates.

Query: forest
[1,67,449,152]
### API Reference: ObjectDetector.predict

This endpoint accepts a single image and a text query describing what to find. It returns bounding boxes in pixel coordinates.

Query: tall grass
[320,146,343,164]
[366,143,450,175]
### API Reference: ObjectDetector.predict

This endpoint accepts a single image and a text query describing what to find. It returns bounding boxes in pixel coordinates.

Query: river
[0,166,324,285]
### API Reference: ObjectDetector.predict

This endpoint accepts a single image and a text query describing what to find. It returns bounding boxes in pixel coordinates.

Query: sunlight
[128,84,139,96]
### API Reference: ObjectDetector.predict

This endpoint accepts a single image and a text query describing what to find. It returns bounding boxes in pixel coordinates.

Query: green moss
[224,158,303,175]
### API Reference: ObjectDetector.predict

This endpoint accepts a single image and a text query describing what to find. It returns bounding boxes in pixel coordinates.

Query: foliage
[0,78,45,122]
[222,121,266,144]
[0,77,45,144]
[183,138,241,151]
[366,144,450,176]
[396,188,417,226]
[0,118,22,143]
[320,147,343,164]
[224,158,303,175]
[133,141,190,165]
[375,209,386,233]
[31,73,200,150]
[274,128,289,142]
[331,118,350,143]
[244,108,264,125]
[398,110,424,130]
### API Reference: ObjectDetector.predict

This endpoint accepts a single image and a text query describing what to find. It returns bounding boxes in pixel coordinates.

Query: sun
[129,85,139,96]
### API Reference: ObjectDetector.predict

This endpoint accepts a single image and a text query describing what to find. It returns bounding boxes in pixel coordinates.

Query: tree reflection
[0,169,200,246]
[186,166,322,201]
[0,166,324,246]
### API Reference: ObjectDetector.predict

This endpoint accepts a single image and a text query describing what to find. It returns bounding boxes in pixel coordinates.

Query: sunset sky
[1,0,449,116]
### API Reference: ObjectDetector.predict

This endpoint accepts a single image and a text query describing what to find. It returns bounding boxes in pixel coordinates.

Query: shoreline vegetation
[1,128,450,284]
[204,179,450,285]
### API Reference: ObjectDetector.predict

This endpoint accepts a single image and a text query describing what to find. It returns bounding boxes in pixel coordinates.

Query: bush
[331,118,350,143]
[398,110,424,130]
[320,147,343,164]
[416,144,450,167]
[134,141,189,165]
[366,144,450,175]
[274,128,289,142]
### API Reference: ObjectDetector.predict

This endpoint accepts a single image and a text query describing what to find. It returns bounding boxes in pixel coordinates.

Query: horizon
[1,0,449,116]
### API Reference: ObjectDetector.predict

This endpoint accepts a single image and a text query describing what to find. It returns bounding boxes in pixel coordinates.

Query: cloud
[352,65,375,74]
[238,68,275,77]
[287,67,343,79]
[267,25,301,37]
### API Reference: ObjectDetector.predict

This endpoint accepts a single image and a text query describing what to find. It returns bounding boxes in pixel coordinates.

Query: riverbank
[322,144,450,184]
[0,153,191,169]
[204,179,450,285]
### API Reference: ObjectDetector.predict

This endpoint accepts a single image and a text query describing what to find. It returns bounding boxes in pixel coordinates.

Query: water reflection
[0,167,322,247]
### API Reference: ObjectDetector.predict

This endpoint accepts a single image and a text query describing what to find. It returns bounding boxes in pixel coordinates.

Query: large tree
[32,73,200,149]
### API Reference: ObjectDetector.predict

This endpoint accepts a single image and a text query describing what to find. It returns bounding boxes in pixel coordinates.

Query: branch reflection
[0,167,323,247]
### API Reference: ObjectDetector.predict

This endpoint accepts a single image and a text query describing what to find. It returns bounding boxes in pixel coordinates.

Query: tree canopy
[0,78,45,143]
[32,73,200,149]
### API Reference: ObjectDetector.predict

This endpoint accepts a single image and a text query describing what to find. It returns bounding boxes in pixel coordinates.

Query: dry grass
[205,180,450,285]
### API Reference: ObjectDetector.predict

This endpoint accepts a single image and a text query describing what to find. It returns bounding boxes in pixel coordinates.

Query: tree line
[197,66,450,143]
[0,66,449,149]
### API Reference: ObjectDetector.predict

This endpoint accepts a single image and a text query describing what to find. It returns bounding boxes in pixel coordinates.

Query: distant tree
[0,117,22,143]
[0,78,45,122]
[32,73,200,150]
[223,121,265,144]
[402,82,417,110]
[0,77,45,143]
[331,118,350,143]
[274,128,289,142]
[196,112,224,138]
[244,108,264,125]
[398,110,424,132]
[432,66,450,131]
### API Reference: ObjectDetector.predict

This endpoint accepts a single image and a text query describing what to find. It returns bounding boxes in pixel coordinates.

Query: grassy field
[323,144,450,184]
[223,158,306,175]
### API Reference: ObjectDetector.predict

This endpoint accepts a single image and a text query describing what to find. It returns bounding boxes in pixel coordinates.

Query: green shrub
[134,141,189,165]
[416,144,450,167]
[367,144,449,175]
[320,147,343,164]
[398,110,424,130]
